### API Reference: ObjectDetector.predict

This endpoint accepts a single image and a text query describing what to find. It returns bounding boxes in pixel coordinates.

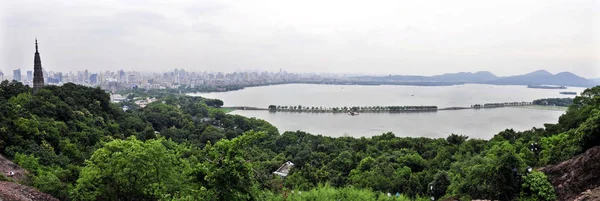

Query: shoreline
[508,105,568,111]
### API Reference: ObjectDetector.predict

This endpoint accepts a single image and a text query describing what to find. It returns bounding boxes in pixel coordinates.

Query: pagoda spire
[33,38,44,94]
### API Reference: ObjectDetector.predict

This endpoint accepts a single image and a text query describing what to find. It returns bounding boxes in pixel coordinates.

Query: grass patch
[218,108,236,113]
[510,105,568,111]
[263,184,431,201]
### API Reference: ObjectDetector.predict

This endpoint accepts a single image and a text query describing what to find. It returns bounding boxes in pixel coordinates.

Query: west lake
[189,84,586,139]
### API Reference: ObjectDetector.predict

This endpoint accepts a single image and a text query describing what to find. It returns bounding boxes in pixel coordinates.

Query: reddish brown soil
[0,181,59,201]
[0,155,58,201]
[0,155,28,183]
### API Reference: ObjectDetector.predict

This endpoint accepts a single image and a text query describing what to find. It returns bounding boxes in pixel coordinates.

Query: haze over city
[3,1,600,200]
[1,0,599,77]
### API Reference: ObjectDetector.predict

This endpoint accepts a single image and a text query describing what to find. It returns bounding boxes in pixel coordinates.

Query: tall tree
[73,137,186,201]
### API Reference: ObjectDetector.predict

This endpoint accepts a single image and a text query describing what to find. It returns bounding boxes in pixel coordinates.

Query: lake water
[189,84,586,139]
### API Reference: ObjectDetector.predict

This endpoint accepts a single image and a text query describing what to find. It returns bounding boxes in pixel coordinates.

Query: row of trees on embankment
[470,98,574,109]
[471,101,533,108]
[533,98,573,107]
[267,105,438,113]
[268,101,542,113]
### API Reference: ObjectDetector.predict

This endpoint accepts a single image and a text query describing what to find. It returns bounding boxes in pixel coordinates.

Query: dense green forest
[0,80,599,201]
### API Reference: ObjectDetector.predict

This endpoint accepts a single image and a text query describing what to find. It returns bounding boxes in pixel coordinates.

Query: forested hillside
[0,80,598,201]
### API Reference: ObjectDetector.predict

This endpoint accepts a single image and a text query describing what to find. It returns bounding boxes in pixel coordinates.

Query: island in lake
[527,85,567,89]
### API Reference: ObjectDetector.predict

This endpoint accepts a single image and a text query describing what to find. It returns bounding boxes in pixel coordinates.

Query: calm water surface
[190,84,586,139]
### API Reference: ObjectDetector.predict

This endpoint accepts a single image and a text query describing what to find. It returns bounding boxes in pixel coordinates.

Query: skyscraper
[118,70,126,82]
[90,73,98,84]
[84,69,89,83]
[33,39,45,93]
[27,71,33,82]
[13,69,21,82]
[56,72,63,83]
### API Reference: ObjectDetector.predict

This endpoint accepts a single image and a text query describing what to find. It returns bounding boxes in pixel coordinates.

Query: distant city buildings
[27,71,33,82]
[1,39,347,91]
[134,97,157,108]
[0,64,351,92]
[47,72,63,84]
[0,39,349,90]
[110,94,127,103]
[90,73,98,84]
[13,69,21,82]
[84,69,89,83]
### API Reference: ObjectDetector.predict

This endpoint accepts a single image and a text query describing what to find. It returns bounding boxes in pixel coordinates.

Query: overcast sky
[1,0,599,77]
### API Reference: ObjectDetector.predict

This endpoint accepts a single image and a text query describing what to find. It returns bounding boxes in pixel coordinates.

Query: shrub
[539,132,580,165]
[521,171,556,201]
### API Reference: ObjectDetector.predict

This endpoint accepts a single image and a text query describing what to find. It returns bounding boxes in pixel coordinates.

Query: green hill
[0,80,599,201]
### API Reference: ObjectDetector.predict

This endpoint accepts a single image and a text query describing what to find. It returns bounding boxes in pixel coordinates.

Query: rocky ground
[0,155,58,201]
[573,186,600,201]
[0,155,28,183]
[540,146,600,201]
[0,181,59,201]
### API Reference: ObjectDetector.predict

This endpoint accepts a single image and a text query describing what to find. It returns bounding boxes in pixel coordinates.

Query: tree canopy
[1,80,599,200]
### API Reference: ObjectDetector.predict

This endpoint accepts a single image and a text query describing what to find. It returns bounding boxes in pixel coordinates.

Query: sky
[1,0,599,78]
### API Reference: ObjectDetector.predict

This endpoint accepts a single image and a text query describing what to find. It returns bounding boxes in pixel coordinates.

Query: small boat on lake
[559,91,577,95]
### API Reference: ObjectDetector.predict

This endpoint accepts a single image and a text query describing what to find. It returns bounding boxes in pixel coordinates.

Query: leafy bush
[13,153,41,174]
[540,132,580,165]
[521,171,556,201]
[429,171,451,199]
[576,109,600,151]
[72,137,186,201]
[34,170,70,200]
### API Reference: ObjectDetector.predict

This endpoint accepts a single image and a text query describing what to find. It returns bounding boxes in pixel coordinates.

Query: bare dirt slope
[0,181,59,201]
[540,146,600,201]
[0,155,59,201]
[573,186,600,201]
[0,154,28,183]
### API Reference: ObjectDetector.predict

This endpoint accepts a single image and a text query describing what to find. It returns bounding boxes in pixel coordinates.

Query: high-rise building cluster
[1,39,347,92]
[2,66,344,91]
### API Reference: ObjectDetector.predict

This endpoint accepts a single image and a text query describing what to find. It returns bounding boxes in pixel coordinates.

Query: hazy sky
[1,0,599,77]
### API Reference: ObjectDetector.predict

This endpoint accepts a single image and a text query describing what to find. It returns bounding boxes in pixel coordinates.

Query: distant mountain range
[354,70,596,87]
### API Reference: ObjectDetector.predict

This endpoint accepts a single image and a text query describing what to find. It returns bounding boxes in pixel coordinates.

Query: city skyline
[1,0,599,78]
[2,66,597,79]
